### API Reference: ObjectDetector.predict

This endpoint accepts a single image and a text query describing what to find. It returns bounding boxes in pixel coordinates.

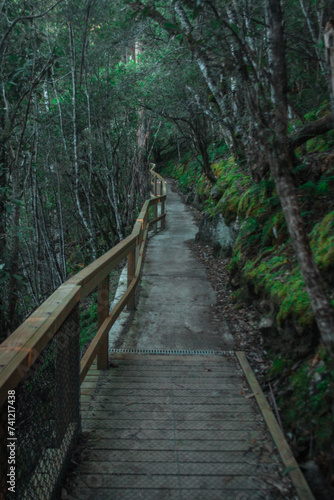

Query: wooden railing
[0,167,167,499]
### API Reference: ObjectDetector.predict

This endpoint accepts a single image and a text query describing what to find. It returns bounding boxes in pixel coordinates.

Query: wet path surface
[120,183,233,351]
[70,181,297,500]
[74,354,292,500]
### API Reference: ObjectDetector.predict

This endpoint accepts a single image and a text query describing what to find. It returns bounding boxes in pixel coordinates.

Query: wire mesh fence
[0,306,81,500]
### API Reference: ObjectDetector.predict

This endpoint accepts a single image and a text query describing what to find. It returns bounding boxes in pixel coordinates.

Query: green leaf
[230,23,239,36]
[163,22,178,31]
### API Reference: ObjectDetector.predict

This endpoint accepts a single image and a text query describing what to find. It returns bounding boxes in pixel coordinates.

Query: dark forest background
[1,1,334,492]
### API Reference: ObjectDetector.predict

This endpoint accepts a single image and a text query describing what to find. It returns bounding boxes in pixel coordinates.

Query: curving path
[120,182,234,351]
[71,180,310,500]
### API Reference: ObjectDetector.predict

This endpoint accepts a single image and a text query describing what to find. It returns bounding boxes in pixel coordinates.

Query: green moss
[279,346,334,455]
[170,147,334,334]
[211,159,252,222]
[305,130,334,153]
[241,248,314,328]
[310,211,334,271]
[268,356,291,378]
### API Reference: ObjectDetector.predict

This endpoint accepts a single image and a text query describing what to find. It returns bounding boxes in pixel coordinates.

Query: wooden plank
[81,449,264,463]
[0,284,80,407]
[80,277,138,384]
[69,237,136,299]
[148,194,167,204]
[135,227,148,278]
[79,439,253,452]
[161,198,166,229]
[71,488,252,500]
[79,461,262,476]
[82,419,259,431]
[149,213,166,227]
[97,275,110,370]
[84,403,251,412]
[86,395,248,405]
[82,428,264,442]
[127,249,136,311]
[80,357,101,418]
[79,251,129,300]
[236,351,315,500]
[153,201,158,233]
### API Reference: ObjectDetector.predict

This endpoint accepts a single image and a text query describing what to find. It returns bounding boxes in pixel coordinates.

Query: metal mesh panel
[0,306,81,500]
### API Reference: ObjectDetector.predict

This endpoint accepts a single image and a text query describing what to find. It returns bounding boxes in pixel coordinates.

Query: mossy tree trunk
[265,0,334,359]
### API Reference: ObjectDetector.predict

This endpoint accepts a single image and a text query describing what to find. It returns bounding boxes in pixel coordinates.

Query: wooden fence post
[161,197,166,229]
[127,247,136,310]
[158,182,162,230]
[154,200,158,234]
[97,275,109,369]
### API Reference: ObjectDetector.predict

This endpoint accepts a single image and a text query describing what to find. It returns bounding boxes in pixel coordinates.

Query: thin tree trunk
[99,127,124,240]
[85,84,98,258]
[51,64,68,154]
[36,182,63,285]
[266,0,334,358]
[324,17,334,127]
[69,21,97,259]
[7,45,37,332]
[55,165,67,280]
[299,0,327,73]
[109,172,124,240]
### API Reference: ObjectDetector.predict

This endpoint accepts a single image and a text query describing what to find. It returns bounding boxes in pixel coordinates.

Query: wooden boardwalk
[70,352,299,500]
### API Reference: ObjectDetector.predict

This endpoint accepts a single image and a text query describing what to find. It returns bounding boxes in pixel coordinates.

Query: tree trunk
[299,0,327,74]
[324,17,334,126]
[85,85,98,258]
[266,0,334,358]
[69,22,98,260]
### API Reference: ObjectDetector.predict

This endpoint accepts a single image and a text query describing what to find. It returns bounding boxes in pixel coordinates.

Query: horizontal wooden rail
[0,167,167,408]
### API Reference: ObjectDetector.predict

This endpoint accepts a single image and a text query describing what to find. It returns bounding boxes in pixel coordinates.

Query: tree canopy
[1,0,334,363]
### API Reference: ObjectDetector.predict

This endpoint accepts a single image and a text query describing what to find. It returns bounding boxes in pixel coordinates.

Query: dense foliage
[1,0,334,490]
[0,0,158,336]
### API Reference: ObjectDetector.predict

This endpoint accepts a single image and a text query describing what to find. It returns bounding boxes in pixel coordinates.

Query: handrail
[0,167,167,407]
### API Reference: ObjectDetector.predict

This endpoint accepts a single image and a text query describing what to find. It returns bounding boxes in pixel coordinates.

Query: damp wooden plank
[79,460,270,476]
[74,474,269,490]
[85,395,249,405]
[80,357,102,419]
[70,353,302,500]
[83,419,260,431]
[84,449,273,463]
[68,489,269,500]
[83,428,266,442]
